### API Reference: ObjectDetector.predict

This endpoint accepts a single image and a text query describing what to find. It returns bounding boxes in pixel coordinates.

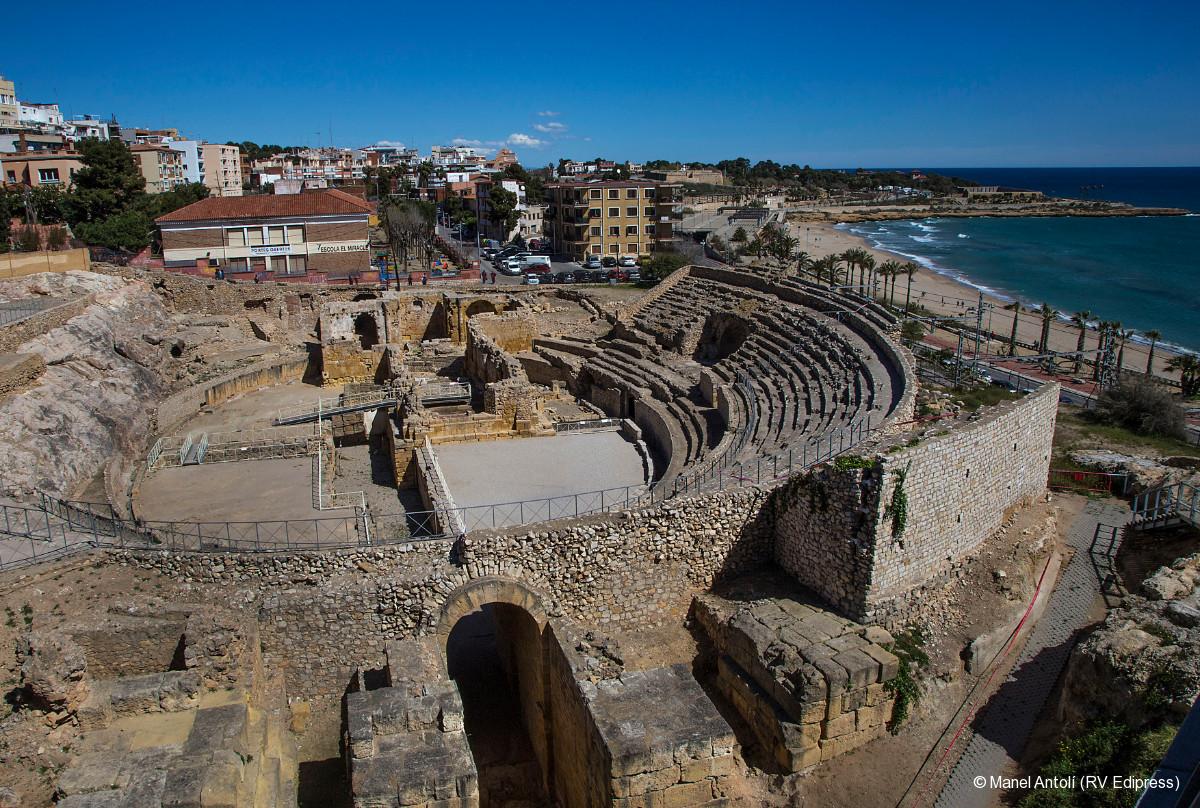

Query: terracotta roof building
[156,189,374,283]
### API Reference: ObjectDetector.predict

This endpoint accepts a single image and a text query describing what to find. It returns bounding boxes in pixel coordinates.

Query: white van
[519,255,552,271]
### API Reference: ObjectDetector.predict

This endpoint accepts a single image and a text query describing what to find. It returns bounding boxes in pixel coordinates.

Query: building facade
[201,143,243,197]
[0,76,17,129]
[1,150,84,188]
[156,189,374,283]
[130,144,187,193]
[18,102,63,131]
[544,180,682,260]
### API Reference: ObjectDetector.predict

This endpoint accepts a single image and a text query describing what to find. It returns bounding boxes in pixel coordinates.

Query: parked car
[572,269,592,282]
[540,272,559,284]
[500,259,522,275]
[523,274,540,285]
[618,255,637,268]
[518,255,552,271]
[554,271,575,284]
[601,256,618,268]
[625,270,641,282]
[588,270,607,283]
[583,256,603,269]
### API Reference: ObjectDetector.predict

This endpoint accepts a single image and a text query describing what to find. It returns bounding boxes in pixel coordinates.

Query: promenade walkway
[931,499,1131,808]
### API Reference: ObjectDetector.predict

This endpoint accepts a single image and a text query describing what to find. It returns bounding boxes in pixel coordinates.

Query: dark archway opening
[693,313,750,365]
[466,300,498,318]
[446,603,551,807]
[352,312,379,350]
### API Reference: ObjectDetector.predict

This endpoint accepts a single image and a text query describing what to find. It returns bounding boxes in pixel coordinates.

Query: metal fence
[1132,481,1199,529]
[1048,468,1130,495]
[0,297,58,328]
[554,418,622,433]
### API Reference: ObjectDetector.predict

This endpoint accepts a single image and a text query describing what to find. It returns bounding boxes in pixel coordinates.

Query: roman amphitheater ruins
[0,264,1060,807]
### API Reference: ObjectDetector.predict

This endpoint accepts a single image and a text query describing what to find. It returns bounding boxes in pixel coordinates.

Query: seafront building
[544,179,682,259]
[155,189,373,282]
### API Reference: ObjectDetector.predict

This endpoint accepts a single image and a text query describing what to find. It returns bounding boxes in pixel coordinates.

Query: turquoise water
[840,186,1200,351]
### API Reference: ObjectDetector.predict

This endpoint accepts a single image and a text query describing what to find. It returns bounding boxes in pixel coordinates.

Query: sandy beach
[798,220,1187,387]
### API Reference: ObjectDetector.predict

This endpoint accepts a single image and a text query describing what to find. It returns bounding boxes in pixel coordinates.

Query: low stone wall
[105,486,773,697]
[0,351,45,398]
[322,340,384,385]
[203,354,312,407]
[0,296,90,355]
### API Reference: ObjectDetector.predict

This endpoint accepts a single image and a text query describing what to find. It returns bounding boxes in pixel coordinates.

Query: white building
[430,145,486,167]
[168,139,204,184]
[18,102,63,130]
[63,117,111,143]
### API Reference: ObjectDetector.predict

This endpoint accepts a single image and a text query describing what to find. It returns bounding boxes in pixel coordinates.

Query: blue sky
[5,0,1198,167]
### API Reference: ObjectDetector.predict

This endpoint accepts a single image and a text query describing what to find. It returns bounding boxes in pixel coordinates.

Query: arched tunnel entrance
[447,603,550,807]
[693,312,750,365]
[353,312,379,350]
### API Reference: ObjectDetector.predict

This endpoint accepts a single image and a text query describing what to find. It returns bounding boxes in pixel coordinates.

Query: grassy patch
[1018,720,1178,808]
[1055,409,1200,458]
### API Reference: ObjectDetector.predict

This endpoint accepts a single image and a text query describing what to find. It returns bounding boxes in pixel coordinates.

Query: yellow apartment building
[130,143,187,193]
[544,180,682,260]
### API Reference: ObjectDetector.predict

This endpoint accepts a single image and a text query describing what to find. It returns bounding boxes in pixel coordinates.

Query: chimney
[18,132,28,152]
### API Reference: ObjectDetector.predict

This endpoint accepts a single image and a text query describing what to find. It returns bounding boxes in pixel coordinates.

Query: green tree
[730,226,747,243]
[1166,354,1200,398]
[640,249,688,282]
[74,209,155,252]
[1071,311,1092,373]
[486,186,520,240]
[1143,330,1162,375]
[1004,302,1022,356]
[69,138,147,224]
[1037,303,1059,354]
[901,262,918,316]
[794,250,814,279]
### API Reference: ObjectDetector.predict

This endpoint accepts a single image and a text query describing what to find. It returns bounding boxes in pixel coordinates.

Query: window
[590,226,601,237]
[627,243,639,253]
[626,207,638,217]
[247,228,264,246]
[607,189,619,199]
[589,189,602,199]
[250,256,267,273]
[644,207,655,217]
[609,244,620,254]
[226,257,248,272]
[646,224,656,235]
[626,225,638,236]
[644,188,656,198]
[286,225,304,244]
[588,208,600,218]
[608,226,620,237]
[5,171,14,183]
[590,244,602,254]
[37,168,60,184]
[607,207,619,217]
[289,255,307,275]
[226,228,246,247]
[626,188,638,199]
[267,226,286,245]
[269,255,288,274]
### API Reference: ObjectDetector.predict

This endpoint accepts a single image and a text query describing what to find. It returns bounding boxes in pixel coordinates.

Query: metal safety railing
[554,418,621,433]
[1132,481,1199,530]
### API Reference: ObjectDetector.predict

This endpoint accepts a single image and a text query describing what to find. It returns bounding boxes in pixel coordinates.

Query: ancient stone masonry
[773,383,1059,621]
[344,617,736,808]
[693,591,899,771]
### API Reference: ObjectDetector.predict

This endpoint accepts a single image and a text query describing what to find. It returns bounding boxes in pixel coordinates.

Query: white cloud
[507,133,546,148]
[537,110,559,117]
[373,139,406,148]
[451,137,484,146]
[534,121,567,134]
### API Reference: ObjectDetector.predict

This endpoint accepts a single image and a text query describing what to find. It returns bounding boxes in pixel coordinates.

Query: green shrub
[1086,382,1185,440]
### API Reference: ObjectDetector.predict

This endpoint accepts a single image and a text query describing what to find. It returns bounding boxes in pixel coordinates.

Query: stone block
[822,711,856,739]
[161,760,208,808]
[856,701,891,730]
[660,780,714,808]
[833,648,879,690]
[182,703,249,755]
[198,750,242,808]
[862,644,900,681]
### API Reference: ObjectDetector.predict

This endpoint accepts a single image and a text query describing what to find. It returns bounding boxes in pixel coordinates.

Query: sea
[837,167,1200,352]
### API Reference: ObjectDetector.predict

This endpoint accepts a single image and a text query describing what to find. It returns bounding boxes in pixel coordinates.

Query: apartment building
[544,180,682,260]
[0,76,17,129]
[63,117,112,143]
[1,150,84,188]
[156,189,373,282]
[130,144,187,193]
[201,143,243,197]
[18,102,63,131]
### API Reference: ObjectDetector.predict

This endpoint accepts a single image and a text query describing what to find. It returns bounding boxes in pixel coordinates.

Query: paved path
[932,499,1131,808]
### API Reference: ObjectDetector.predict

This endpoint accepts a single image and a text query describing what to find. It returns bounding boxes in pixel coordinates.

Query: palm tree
[1144,330,1162,375]
[795,251,814,280]
[877,260,900,306]
[1070,310,1092,373]
[1004,302,1021,356]
[1037,303,1058,355]
[901,262,918,317]
[1166,354,1200,398]
[860,255,876,298]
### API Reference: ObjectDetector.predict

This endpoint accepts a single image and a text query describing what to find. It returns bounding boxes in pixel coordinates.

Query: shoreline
[787,203,1191,224]
[796,219,1194,384]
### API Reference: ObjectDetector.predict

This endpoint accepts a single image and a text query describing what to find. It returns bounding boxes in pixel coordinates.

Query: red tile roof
[156,189,374,223]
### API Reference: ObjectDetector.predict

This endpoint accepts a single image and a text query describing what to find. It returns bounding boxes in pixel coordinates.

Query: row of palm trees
[1010,304,1187,384]
[794,248,920,311]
